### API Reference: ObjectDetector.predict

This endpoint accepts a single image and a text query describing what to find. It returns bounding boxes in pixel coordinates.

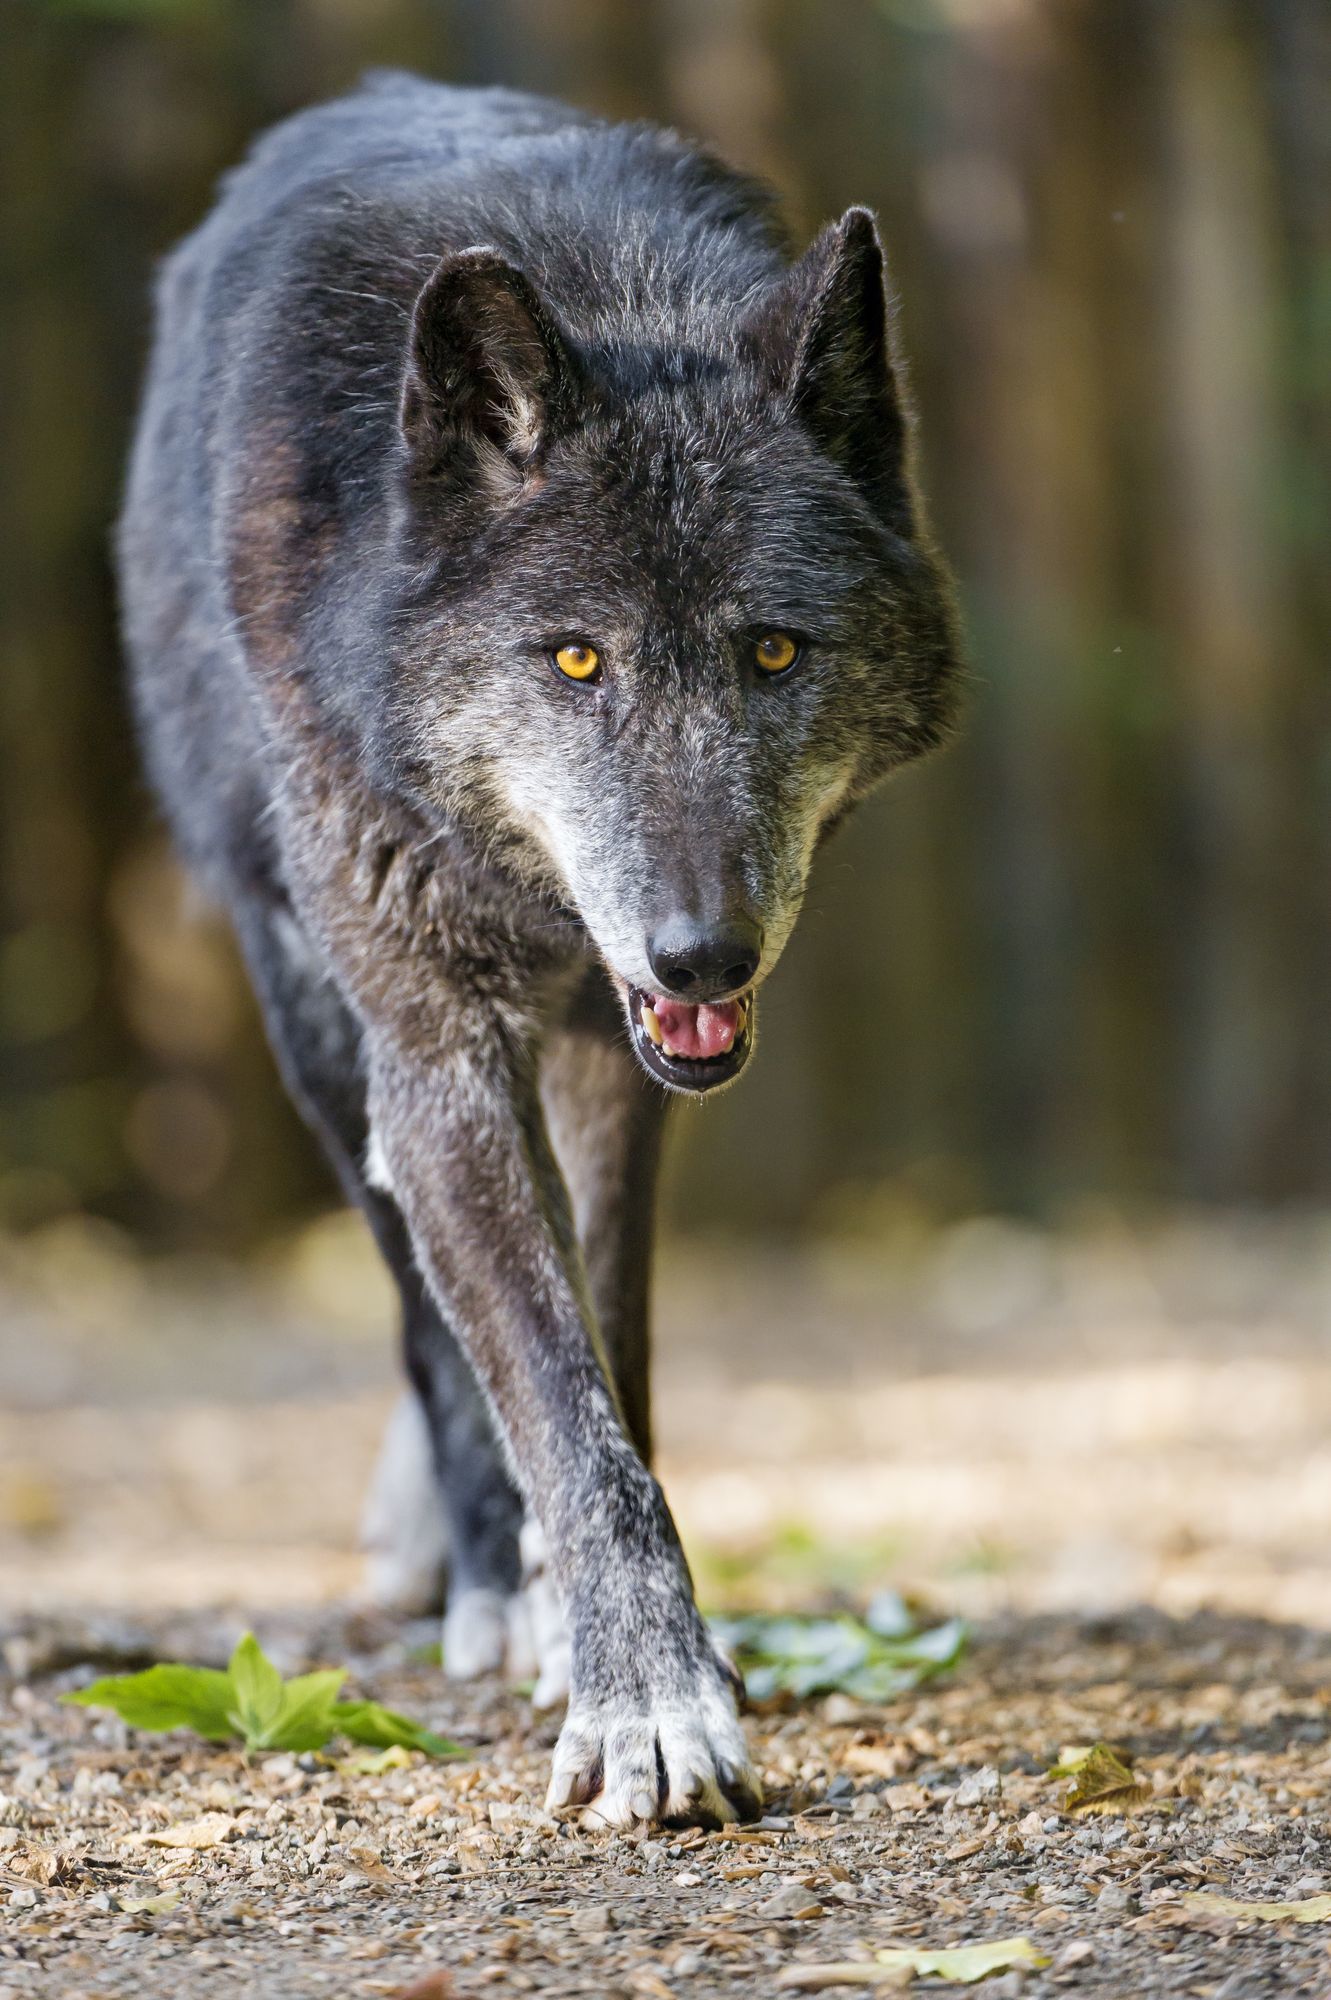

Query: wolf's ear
[748,208,913,534]
[400,249,583,487]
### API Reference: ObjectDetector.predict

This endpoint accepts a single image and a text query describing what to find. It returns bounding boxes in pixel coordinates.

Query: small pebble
[570,1903,615,1934]
[954,1765,1000,1808]
[753,1882,824,1920]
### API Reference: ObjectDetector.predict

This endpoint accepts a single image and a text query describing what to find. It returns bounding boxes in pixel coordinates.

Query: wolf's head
[388,209,960,1094]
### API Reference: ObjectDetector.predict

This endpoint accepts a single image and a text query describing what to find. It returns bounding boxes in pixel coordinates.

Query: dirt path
[2,1219,1331,1991]
[2,1606,1330,1997]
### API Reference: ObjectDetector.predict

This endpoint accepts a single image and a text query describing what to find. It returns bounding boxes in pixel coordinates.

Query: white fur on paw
[442,1587,509,1680]
[520,1518,570,1710]
[439,1581,559,1686]
[357,1391,448,1614]
[363,1122,395,1196]
[544,1679,761,1831]
[436,1521,571,1690]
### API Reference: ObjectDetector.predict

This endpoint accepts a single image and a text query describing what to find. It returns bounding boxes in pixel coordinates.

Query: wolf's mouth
[626,986,754,1094]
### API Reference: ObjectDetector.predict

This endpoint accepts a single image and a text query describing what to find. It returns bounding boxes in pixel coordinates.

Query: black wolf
[119,72,960,1827]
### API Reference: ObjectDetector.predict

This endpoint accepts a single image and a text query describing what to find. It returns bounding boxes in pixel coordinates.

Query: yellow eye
[754,630,800,674]
[552,641,601,682]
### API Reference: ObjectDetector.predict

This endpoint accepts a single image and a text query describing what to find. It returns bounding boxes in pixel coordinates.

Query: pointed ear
[400,249,583,487]
[748,208,913,533]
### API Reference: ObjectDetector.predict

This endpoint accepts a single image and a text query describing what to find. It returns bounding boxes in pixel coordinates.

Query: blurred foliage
[712,1594,968,1701]
[1,0,1329,1252]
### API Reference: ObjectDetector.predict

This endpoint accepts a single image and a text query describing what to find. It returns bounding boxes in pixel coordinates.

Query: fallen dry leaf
[794,1814,856,1840]
[776,1936,1051,1989]
[139,1812,235,1850]
[343,1846,394,1884]
[1179,1892,1331,1925]
[1048,1743,1152,1816]
[117,1888,182,1916]
[882,1784,931,1813]
[774,1972,911,1994]
[388,1974,456,2000]
[755,1881,825,1920]
[843,1743,909,1780]
[944,1831,991,1861]
[7,1845,59,1885]
[627,1972,677,2000]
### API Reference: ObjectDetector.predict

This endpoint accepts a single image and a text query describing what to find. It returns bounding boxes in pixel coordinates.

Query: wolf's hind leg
[358,1387,450,1615]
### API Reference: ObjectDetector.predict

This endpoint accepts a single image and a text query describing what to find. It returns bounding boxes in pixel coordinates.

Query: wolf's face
[389,212,960,1094]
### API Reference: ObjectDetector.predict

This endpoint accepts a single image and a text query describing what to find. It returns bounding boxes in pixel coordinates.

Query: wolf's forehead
[582,408,801,560]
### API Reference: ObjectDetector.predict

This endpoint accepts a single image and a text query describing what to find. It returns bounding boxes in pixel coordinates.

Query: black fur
[119,73,961,1827]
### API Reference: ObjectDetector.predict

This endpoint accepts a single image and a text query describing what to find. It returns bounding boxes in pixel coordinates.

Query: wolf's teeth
[641,1005,663,1047]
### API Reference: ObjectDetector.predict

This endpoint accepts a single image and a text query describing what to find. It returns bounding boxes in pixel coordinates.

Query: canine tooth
[640,1004,663,1047]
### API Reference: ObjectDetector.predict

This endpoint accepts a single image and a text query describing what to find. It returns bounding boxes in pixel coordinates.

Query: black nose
[647,915,763,1000]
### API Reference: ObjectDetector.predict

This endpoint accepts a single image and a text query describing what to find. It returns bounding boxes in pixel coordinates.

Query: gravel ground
[3,1215,1331,1992]
[2,1606,1330,1996]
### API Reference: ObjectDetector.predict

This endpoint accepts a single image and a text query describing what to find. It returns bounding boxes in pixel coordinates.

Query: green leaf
[62,1663,236,1741]
[63,1637,455,1760]
[336,1744,417,1776]
[330,1700,462,1759]
[227,1633,286,1748]
[264,1669,347,1752]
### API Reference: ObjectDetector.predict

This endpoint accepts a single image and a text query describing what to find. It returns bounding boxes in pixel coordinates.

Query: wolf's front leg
[367,1028,760,1829]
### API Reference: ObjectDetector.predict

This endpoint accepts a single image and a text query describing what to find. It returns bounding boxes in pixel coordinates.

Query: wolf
[118,71,961,1828]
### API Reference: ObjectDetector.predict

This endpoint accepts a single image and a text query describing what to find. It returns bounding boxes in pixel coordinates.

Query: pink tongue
[652,996,741,1060]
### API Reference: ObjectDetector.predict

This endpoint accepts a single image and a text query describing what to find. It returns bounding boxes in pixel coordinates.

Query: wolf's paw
[442,1587,528,1680]
[442,1522,571,1695]
[519,1518,571,1710]
[544,1672,761,1830]
[358,1391,448,1616]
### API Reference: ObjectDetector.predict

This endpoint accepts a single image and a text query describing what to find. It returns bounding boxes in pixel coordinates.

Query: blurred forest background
[2,0,1329,1257]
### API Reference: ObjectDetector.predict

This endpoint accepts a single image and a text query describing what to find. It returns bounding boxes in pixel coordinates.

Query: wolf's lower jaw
[626,985,754,1094]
